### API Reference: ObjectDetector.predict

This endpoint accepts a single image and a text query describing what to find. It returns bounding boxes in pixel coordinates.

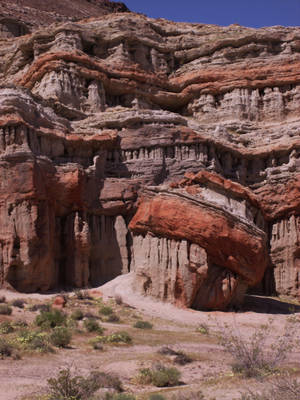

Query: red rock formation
[0,8,299,308]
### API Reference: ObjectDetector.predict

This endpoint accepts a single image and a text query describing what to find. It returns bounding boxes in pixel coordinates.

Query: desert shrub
[50,326,72,348]
[157,347,192,365]
[173,352,192,366]
[92,341,104,351]
[96,331,132,344]
[13,319,28,328]
[106,313,121,323]
[170,390,205,399]
[0,296,6,303]
[196,323,209,335]
[133,320,153,330]
[71,310,84,320]
[91,371,123,392]
[104,395,136,400]
[29,303,50,312]
[16,329,52,352]
[11,299,26,308]
[217,319,299,378]
[47,368,122,400]
[84,318,104,333]
[0,321,14,334]
[74,289,92,300]
[0,303,12,315]
[137,364,181,387]
[148,394,167,400]
[35,309,67,329]
[158,346,177,356]
[99,305,114,316]
[115,295,123,305]
[84,312,99,319]
[240,374,300,400]
[0,337,13,358]
[107,395,136,400]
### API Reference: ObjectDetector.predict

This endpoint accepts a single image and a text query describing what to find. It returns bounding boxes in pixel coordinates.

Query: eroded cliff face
[0,10,299,308]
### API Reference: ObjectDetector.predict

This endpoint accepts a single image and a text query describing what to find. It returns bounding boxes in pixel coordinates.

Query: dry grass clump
[240,374,300,400]
[47,367,123,400]
[217,319,299,378]
[158,347,192,365]
[0,303,12,315]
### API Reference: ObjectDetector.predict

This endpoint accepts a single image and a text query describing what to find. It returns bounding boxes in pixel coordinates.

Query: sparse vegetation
[133,320,153,330]
[29,303,50,312]
[196,323,210,335]
[0,321,14,334]
[115,295,123,305]
[16,329,52,353]
[239,374,300,400]
[99,305,114,316]
[35,309,67,329]
[148,394,167,400]
[47,367,123,400]
[74,289,92,300]
[217,319,299,378]
[0,303,12,315]
[157,347,192,365]
[71,309,84,320]
[11,298,26,308]
[49,326,72,348]
[106,313,121,323]
[137,364,181,387]
[0,337,13,358]
[84,318,104,333]
[95,331,132,344]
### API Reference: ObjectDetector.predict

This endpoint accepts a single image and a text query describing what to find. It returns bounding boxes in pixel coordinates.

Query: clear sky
[123,0,300,28]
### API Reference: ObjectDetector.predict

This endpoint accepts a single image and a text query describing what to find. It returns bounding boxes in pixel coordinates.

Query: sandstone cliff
[0,8,299,309]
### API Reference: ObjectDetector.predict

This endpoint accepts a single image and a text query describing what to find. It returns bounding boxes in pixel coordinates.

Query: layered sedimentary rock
[0,9,299,308]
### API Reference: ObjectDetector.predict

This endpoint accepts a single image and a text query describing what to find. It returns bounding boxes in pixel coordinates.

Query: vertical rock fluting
[0,10,299,308]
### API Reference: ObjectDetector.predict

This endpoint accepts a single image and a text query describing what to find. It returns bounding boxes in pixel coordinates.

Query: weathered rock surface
[0,8,299,308]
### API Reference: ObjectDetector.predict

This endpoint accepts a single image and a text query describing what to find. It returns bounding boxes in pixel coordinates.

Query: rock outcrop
[0,8,299,309]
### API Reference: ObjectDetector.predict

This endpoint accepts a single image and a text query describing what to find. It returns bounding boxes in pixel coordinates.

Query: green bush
[50,326,72,348]
[84,318,104,333]
[99,305,114,316]
[137,364,181,387]
[35,309,67,329]
[0,304,12,315]
[71,310,84,320]
[96,331,132,344]
[0,337,13,358]
[0,321,14,334]
[133,320,153,330]
[16,329,52,352]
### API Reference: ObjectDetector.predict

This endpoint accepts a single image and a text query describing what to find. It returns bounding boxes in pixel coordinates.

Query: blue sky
[123,0,300,28]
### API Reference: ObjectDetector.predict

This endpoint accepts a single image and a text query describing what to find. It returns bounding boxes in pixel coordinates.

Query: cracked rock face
[0,8,299,309]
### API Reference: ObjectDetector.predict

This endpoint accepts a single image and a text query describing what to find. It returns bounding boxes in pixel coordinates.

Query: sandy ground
[0,273,299,400]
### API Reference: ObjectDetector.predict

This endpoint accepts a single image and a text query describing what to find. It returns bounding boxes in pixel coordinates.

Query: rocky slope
[0,7,299,309]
